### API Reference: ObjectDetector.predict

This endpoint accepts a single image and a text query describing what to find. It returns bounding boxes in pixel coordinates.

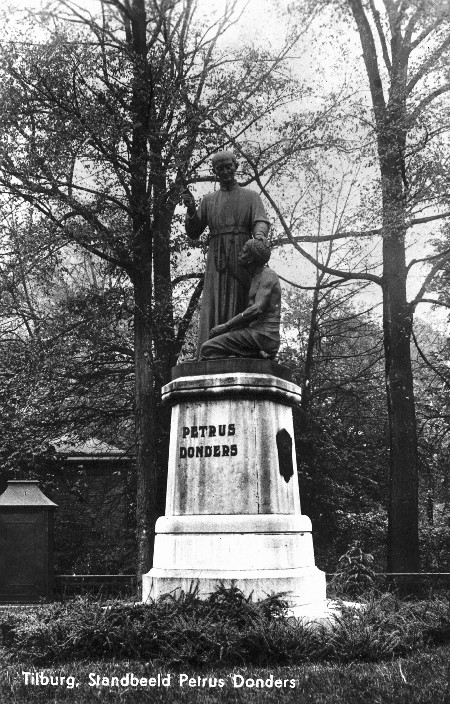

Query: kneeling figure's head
[239,236,271,268]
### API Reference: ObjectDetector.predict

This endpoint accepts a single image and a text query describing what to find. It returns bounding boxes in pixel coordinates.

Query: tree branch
[348,0,386,124]
[407,34,450,94]
[410,249,450,308]
[369,0,392,72]
[171,272,203,286]
[408,84,450,126]
[412,326,450,388]
[413,298,450,310]
[173,276,204,358]
[253,172,382,285]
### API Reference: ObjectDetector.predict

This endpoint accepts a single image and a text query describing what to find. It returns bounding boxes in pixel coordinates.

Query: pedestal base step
[142,566,326,605]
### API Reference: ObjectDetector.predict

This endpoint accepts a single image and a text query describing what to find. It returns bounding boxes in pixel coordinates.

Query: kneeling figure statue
[200,237,281,360]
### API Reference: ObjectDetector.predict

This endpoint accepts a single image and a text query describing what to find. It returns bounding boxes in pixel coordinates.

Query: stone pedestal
[142,359,326,608]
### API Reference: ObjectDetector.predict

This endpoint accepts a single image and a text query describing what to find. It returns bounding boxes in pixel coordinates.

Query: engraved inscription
[179,424,237,459]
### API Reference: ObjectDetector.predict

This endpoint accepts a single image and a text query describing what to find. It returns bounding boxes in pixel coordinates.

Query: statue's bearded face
[213,157,236,184]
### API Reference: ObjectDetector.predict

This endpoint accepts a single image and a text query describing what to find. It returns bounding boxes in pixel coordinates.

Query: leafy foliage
[279,287,389,568]
[329,542,376,598]
[1,589,450,667]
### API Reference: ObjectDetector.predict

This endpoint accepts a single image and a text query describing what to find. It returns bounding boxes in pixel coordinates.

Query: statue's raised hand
[181,189,196,215]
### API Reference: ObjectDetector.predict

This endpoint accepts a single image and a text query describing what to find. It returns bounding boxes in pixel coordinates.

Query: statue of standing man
[182,151,270,355]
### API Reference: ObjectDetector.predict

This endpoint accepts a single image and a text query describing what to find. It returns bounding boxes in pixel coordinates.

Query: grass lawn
[1,646,449,704]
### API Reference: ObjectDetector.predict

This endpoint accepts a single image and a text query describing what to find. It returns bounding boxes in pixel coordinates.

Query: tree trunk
[381,157,419,573]
[153,206,176,521]
[128,0,157,589]
[151,152,178,518]
[347,0,421,575]
[134,270,157,587]
[301,280,320,415]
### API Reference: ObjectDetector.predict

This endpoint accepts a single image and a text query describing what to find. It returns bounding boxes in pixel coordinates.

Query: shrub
[0,588,449,667]
[419,523,450,572]
[333,510,387,569]
[329,542,376,598]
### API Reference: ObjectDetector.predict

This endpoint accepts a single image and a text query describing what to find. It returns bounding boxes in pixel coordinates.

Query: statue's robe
[186,183,269,354]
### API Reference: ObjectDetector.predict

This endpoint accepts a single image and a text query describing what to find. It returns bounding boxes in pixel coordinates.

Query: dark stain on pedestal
[276,429,294,483]
[259,415,272,513]
[176,457,188,514]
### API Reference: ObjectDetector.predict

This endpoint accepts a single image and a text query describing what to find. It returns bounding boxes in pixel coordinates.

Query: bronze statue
[183,151,270,355]
[200,237,281,360]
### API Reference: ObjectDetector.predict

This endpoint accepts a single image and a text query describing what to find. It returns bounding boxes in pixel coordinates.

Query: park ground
[1,589,450,703]
[1,648,450,704]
